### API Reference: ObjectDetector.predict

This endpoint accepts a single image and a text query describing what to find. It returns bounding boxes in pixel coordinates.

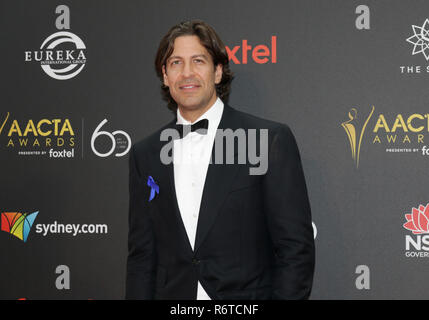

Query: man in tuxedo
[126,20,315,300]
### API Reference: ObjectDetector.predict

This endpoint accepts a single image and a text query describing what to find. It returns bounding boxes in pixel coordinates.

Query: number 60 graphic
[91,119,131,157]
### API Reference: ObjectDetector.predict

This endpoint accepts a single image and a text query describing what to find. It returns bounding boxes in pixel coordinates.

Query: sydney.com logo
[1,212,39,242]
[1,211,108,242]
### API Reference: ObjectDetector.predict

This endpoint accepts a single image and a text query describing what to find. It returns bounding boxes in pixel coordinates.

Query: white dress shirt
[173,97,224,300]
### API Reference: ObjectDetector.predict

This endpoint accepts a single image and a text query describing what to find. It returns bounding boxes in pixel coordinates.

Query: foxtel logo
[1,211,39,242]
[226,36,277,64]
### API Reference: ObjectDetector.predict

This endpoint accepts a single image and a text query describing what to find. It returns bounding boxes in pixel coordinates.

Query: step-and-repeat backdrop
[1,0,428,299]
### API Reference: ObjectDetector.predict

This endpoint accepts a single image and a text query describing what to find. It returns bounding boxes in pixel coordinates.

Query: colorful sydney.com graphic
[403,204,429,234]
[1,211,39,242]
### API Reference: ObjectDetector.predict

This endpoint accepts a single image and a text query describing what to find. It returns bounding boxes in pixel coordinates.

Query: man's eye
[194,59,204,63]
[171,60,180,65]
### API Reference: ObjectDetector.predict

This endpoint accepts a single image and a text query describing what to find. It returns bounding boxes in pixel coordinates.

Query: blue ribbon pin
[147,176,159,201]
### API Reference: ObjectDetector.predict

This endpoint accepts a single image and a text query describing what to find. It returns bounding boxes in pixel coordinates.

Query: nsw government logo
[24,5,86,80]
[404,203,429,258]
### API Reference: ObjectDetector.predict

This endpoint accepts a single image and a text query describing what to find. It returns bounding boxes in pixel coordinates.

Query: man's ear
[214,64,223,85]
[162,65,169,87]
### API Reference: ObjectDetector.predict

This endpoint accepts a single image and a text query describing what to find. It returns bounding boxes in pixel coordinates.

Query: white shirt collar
[176,97,224,133]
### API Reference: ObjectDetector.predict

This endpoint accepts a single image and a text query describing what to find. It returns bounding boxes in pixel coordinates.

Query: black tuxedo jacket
[126,104,315,300]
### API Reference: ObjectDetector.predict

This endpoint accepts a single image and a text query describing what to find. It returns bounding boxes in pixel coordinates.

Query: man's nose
[182,61,195,77]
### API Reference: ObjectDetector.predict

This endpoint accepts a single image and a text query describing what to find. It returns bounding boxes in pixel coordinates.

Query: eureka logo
[1,211,39,242]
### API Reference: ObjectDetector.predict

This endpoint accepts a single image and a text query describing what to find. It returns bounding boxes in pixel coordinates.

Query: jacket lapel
[154,120,195,256]
[194,105,241,253]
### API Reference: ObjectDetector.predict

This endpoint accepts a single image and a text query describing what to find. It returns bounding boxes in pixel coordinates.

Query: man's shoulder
[227,104,293,135]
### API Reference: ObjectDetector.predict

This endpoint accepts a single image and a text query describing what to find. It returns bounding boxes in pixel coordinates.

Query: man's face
[162,35,223,114]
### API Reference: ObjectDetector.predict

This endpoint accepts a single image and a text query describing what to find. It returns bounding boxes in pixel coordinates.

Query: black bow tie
[175,119,209,139]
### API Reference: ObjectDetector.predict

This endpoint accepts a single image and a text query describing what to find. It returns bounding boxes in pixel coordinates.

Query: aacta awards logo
[341,106,429,167]
[0,112,76,158]
[341,106,375,168]
[24,5,87,80]
[1,212,39,243]
[403,203,429,258]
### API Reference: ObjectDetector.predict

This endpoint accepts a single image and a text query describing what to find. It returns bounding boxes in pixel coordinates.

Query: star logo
[406,18,429,60]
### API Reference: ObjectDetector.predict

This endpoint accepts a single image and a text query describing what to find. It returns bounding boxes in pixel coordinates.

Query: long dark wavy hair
[154,20,234,113]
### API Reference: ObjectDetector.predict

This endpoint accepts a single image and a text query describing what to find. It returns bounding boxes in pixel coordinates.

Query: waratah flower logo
[406,19,429,60]
[403,204,429,234]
